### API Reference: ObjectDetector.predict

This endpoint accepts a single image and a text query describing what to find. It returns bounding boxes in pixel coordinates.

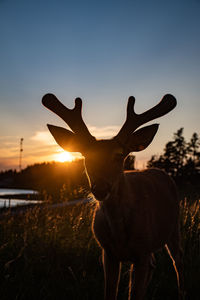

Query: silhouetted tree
[187,132,200,163]
[184,132,200,177]
[147,128,200,180]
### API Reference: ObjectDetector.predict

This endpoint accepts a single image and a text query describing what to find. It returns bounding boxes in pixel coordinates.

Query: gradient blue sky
[0,0,200,170]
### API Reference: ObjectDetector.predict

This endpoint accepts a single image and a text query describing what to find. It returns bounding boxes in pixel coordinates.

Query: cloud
[0,136,14,140]
[31,125,121,142]
[31,131,55,145]
[0,125,121,171]
[88,125,120,139]
[0,132,57,171]
[0,136,19,159]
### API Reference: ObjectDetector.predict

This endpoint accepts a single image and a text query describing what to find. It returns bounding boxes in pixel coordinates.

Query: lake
[0,188,40,208]
[0,188,38,196]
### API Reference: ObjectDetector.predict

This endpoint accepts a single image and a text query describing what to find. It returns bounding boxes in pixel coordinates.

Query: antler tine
[116,94,177,142]
[42,93,94,139]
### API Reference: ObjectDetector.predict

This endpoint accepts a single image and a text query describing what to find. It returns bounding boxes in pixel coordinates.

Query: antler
[115,94,177,143]
[42,93,94,140]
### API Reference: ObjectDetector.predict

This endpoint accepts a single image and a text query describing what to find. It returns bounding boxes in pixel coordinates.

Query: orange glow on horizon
[54,151,75,163]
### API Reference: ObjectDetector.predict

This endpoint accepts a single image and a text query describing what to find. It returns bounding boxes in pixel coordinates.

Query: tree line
[0,160,89,201]
[147,128,200,181]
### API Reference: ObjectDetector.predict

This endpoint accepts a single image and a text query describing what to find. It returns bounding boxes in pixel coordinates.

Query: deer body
[93,168,179,262]
[42,93,184,299]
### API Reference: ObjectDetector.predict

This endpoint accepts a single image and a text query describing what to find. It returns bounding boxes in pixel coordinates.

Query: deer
[42,93,184,300]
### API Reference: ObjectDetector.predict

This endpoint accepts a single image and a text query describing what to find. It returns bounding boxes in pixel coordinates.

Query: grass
[0,195,199,300]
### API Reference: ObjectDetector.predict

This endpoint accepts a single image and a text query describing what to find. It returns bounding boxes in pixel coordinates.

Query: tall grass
[0,197,199,299]
[146,199,200,300]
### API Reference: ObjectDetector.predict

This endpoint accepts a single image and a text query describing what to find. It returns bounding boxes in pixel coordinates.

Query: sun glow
[54,151,75,162]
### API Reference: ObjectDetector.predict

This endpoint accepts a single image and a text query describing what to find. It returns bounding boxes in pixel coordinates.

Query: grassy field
[0,194,199,300]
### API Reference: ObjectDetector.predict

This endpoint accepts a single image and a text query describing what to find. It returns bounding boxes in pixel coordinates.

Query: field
[0,194,199,300]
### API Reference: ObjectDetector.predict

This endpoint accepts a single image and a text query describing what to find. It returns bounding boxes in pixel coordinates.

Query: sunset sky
[0,0,200,171]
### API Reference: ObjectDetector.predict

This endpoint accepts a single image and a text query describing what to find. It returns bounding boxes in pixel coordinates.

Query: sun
[54,151,75,162]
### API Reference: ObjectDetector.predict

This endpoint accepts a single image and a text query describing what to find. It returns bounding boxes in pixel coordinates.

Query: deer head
[42,94,176,201]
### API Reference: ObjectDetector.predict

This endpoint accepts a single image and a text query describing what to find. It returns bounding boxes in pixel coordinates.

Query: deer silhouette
[42,94,184,300]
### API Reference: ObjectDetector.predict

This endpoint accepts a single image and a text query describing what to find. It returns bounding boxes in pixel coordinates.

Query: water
[0,188,40,208]
[0,188,37,196]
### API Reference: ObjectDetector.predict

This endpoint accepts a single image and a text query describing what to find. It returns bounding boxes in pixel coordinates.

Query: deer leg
[102,250,121,300]
[128,255,152,300]
[166,228,185,300]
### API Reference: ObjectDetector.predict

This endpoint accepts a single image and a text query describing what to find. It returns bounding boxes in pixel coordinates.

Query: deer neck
[98,172,130,251]
[100,172,126,212]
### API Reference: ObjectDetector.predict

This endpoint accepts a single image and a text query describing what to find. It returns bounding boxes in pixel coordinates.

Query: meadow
[0,190,199,300]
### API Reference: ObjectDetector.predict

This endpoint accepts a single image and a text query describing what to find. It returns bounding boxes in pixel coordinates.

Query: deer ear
[47,124,84,153]
[127,124,159,152]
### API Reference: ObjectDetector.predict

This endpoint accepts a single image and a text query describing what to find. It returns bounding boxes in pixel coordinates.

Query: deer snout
[91,181,111,201]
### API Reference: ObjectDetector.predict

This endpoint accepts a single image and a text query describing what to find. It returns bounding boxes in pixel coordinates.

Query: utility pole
[19,138,24,172]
